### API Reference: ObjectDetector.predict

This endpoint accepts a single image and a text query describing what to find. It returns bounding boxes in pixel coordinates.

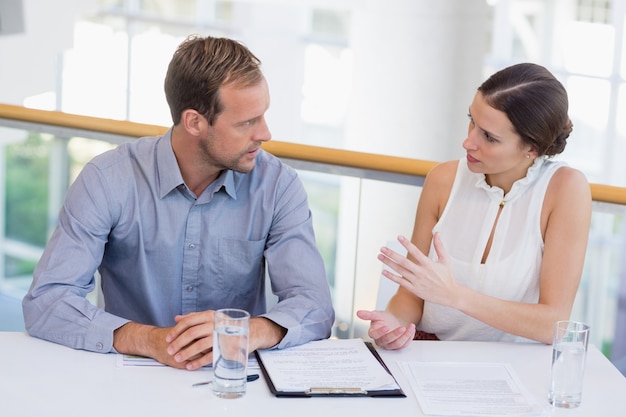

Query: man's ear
[181,109,204,136]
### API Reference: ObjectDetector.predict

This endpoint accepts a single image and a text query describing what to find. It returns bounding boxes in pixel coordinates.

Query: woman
[357,63,592,347]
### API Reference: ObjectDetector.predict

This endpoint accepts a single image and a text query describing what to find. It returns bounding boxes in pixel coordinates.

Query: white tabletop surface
[1,332,625,417]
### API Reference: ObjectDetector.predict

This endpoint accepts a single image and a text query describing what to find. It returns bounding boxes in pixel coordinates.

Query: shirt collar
[221,170,237,199]
[156,129,184,199]
[199,170,237,202]
[156,128,238,201]
[473,155,547,203]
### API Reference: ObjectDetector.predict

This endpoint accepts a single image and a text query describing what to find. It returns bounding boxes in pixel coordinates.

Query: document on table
[255,338,405,397]
[398,362,543,416]
[115,354,259,369]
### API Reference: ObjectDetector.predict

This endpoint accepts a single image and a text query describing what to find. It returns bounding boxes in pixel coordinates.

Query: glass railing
[1,104,625,374]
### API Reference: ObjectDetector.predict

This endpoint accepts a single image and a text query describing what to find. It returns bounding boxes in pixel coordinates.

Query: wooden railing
[1,103,624,205]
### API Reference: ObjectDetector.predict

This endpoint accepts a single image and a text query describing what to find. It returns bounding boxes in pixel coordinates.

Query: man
[22,35,335,370]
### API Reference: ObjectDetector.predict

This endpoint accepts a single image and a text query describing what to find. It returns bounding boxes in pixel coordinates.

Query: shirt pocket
[216,238,266,297]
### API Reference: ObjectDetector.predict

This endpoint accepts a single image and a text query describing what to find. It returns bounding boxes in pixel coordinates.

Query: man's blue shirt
[23,129,334,352]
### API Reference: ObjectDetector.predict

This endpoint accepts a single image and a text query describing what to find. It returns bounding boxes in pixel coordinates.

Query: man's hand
[166,311,217,370]
[113,322,192,369]
[113,312,288,371]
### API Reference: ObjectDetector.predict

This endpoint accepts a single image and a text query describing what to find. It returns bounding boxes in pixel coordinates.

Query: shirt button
[95,342,104,351]
[189,243,196,249]
[186,285,194,292]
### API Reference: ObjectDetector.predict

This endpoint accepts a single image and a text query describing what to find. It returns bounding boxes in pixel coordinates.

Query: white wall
[0,0,96,106]
[333,0,488,335]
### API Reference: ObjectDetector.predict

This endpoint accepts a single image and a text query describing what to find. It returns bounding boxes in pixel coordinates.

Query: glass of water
[212,308,250,399]
[548,320,590,408]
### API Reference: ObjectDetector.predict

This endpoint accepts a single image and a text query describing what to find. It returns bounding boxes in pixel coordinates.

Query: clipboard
[254,338,406,398]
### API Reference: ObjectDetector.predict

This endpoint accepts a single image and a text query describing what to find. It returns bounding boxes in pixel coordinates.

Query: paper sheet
[398,361,543,416]
[256,338,400,392]
[115,353,259,369]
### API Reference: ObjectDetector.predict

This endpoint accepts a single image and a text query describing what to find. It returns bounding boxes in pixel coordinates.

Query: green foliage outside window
[4,133,50,277]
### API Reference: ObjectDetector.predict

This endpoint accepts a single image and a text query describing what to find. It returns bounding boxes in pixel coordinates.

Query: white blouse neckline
[472,156,547,204]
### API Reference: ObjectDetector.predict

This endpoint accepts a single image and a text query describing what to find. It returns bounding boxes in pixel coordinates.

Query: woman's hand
[356,309,415,350]
[380,233,459,308]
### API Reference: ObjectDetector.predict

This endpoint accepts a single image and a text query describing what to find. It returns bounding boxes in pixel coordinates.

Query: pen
[192,373,260,387]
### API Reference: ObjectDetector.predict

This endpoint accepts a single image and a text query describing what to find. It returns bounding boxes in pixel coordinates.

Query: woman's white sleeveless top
[419,156,565,342]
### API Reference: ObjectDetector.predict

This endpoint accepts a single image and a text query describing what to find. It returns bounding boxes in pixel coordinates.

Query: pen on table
[192,373,260,387]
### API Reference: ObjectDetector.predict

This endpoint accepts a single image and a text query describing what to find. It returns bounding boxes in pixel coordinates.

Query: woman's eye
[484,133,498,143]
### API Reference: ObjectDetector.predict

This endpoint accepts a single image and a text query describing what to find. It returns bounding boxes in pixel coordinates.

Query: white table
[1,332,625,417]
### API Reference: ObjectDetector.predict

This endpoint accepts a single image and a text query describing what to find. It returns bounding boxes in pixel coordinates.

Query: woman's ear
[525,145,538,160]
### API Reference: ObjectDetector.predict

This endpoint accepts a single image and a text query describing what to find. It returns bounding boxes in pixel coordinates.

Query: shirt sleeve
[22,162,129,353]
[259,168,335,348]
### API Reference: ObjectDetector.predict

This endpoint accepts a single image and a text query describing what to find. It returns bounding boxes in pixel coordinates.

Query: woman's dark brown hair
[478,63,572,156]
